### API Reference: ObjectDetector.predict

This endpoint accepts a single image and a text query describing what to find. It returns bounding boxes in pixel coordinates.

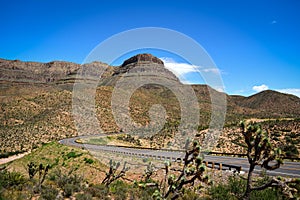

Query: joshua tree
[27,162,50,193]
[144,161,156,182]
[151,140,208,200]
[27,162,38,180]
[240,121,284,199]
[102,159,129,187]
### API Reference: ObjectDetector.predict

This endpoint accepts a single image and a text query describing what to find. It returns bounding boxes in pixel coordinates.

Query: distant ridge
[232,90,300,117]
[0,58,80,83]
[0,54,300,119]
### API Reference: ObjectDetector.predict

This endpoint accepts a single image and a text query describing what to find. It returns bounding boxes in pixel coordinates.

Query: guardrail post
[212,162,215,169]
[219,163,222,170]
[237,166,242,173]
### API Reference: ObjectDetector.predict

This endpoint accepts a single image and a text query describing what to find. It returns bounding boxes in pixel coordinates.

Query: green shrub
[0,170,26,189]
[85,184,109,198]
[65,151,82,159]
[128,183,156,200]
[39,185,59,200]
[209,175,245,199]
[75,193,93,200]
[84,157,94,164]
[209,183,236,200]
[285,136,292,143]
[227,175,246,195]
[249,175,284,200]
[52,169,84,197]
[110,180,128,200]
[250,188,282,200]
[283,144,299,157]
[63,183,77,197]
[178,189,202,200]
[0,190,29,200]
[209,175,285,200]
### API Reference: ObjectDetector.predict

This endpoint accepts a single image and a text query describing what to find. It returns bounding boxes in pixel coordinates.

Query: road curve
[59,135,300,178]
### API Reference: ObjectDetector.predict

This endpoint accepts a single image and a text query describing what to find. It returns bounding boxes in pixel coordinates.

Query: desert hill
[0,54,299,154]
[231,90,300,117]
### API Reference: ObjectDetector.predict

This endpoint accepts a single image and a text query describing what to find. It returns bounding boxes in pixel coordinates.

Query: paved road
[59,135,300,178]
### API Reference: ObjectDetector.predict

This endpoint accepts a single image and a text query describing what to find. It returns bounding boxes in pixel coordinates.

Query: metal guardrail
[208,151,247,157]
[96,147,243,173]
[208,151,300,161]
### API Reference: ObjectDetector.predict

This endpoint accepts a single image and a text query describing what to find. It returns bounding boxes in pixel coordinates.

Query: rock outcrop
[113,53,179,81]
[0,58,80,83]
[121,53,164,67]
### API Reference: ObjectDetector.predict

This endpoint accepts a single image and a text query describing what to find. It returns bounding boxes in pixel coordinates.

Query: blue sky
[1,0,300,97]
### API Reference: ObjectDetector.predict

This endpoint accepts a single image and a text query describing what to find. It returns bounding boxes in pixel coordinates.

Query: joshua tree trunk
[243,164,255,200]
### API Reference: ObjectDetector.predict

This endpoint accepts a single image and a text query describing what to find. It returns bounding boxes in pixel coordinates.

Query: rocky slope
[0,58,80,83]
[0,54,299,154]
[231,90,300,117]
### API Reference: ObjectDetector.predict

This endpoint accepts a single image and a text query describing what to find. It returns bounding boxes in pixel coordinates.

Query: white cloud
[271,20,277,24]
[160,57,199,77]
[160,57,221,78]
[202,68,221,74]
[160,57,224,92]
[276,88,300,98]
[252,84,269,92]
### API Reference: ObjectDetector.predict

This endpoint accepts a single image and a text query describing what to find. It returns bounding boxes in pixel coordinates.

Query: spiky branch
[102,159,129,187]
[27,162,50,193]
[151,140,208,200]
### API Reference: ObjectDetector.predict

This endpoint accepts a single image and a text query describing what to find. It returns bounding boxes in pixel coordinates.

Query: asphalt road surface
[59,135,300,178]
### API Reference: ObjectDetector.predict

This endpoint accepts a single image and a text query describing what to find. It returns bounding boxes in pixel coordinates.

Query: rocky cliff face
[0,58,81,83]
[121,53,164,67]
[0,54,179,85]
[99,53,180,86]
[116,54,178,79]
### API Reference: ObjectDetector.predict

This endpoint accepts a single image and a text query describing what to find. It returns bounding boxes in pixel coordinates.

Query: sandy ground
[0,152,29,165]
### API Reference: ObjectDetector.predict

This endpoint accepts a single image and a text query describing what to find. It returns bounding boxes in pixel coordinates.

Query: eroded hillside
[0,54,299,156]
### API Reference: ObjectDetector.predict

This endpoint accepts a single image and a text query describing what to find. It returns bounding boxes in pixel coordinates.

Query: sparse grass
[7,142,107,185]
[82,134,150,148]
[209,175,284,200]
[87,137,109,145]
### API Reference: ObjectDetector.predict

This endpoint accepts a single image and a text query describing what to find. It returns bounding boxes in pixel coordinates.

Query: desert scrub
[110,180,129,200]
[0,170,26,189]
[209,175,283,200]
[52,168,85,197]
[84,184,109,199]
[39,185,59,200]
[65,151,83,159]
[83,157,94,164]
[75,193,93,200]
